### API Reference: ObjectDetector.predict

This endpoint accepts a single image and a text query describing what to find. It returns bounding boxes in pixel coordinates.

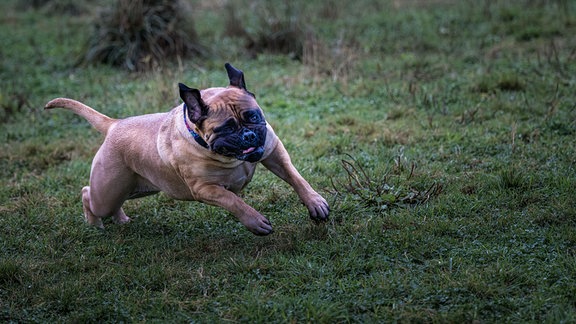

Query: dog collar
[183,104,209,149]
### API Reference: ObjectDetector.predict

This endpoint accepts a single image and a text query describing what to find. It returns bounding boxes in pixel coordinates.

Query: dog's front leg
[193,184,273,236]
[261,141,330,222]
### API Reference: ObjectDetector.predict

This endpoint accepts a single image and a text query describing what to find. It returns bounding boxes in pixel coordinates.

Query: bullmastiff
[44,63,329,235]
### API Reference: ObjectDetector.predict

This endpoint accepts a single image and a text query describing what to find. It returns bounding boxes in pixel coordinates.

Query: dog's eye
[215,119,238,134]
[244,110,263,124]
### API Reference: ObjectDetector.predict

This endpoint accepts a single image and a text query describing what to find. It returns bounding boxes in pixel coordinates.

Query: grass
[1,0,576,322]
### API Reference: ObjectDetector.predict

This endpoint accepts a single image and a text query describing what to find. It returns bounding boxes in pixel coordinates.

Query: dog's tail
[45,98,116,135]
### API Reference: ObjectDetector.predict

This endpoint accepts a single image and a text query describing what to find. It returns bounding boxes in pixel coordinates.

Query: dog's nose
[242,129,257,143]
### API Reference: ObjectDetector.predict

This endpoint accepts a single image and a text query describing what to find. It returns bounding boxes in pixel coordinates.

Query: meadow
[1,0,575,322]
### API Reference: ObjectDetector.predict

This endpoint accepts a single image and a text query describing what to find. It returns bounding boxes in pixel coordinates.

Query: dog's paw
[239,212,273,236]
[305,193,330,222]
[85,213,105,229]
[112,208,131,225]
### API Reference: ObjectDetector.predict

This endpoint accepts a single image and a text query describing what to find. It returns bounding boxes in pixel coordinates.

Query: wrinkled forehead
[200,87,258,109]
[200,87,262,123]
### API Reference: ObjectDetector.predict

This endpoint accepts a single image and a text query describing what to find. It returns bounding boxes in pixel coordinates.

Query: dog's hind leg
[82,186,104,229]
[81,143,139,228]
[82,186,131,228]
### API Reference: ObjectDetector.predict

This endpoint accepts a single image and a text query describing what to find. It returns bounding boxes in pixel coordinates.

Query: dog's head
[179,63,267,162]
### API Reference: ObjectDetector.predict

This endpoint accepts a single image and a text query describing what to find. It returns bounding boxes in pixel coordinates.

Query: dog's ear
[179,83,208,124]
[225,63,246,89]
[225,63,255,97]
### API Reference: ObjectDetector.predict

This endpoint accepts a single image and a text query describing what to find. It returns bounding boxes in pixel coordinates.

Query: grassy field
[1,0,575,322]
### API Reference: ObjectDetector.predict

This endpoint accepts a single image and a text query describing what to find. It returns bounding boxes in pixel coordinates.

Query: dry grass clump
[331,154,442,211]
[302,33,359,84]
[224,1,359,84]
[224,1,305,60]
[80,0,203,71]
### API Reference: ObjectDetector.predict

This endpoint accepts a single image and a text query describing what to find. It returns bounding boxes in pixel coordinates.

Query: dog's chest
[216,163,257,193]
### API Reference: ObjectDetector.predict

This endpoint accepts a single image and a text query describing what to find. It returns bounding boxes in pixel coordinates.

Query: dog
[44,63,329,235]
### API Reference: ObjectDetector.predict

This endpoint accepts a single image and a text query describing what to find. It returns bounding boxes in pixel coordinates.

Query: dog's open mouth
[213,145,263,162]
[239,146,264,162]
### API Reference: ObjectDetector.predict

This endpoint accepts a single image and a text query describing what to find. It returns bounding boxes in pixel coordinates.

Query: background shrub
[80,0,203,71]
[224,0,305,60]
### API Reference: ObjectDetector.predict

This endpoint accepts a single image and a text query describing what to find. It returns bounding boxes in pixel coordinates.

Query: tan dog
[44,63,329,235]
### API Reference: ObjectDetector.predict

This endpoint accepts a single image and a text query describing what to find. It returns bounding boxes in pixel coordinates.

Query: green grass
[1,0,576,322]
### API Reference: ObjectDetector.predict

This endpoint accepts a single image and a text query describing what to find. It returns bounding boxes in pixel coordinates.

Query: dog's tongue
[242,147,256,154]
